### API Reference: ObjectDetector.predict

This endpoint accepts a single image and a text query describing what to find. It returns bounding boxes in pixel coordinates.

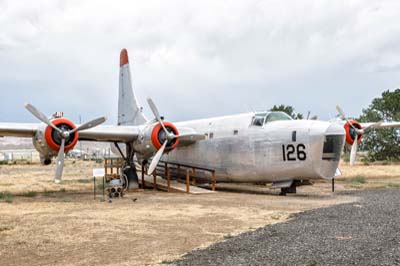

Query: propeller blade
[25,103,62,134]
[363,122,383,133]
[146,98,171,135]
[54,138,66,183]
[336,105,360,132]
[350,135,358,166]
[147,140,168,175]
[70,116,107,133]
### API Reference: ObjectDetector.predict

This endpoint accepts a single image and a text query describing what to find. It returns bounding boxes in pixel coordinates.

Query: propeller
[336,105,382,166]
[146,98,182,175]
[25,103,107,183]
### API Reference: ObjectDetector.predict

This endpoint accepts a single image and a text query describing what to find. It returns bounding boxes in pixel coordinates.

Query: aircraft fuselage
[146,113,346,183]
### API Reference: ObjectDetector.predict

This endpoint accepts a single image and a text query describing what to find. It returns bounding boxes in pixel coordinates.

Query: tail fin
[118,49,147,126]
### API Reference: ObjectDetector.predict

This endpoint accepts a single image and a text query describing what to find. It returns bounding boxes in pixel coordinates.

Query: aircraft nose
[322,123,346,161]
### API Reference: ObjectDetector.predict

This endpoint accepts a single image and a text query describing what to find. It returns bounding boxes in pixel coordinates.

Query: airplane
[1,49,399,195]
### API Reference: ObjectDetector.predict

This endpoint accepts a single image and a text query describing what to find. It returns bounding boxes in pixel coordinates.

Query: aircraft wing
[361,122,400,129]
[78,125,139,142]
[176,126,206,147]
[0,123,139,143]
[0,123,38,138]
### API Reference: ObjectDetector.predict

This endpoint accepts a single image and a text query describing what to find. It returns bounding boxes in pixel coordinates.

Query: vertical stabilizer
[118,49,147,126]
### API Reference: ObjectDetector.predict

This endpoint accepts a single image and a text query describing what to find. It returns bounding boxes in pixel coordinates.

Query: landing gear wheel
[120,174,129,191]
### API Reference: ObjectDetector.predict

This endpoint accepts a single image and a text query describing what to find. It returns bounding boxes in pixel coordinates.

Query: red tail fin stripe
[120,48,129,67]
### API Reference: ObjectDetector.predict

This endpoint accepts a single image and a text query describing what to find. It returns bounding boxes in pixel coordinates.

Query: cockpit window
[265,112,293,123]
[251,112,267,126]
[251,112,292,127]
[252,116,265,126]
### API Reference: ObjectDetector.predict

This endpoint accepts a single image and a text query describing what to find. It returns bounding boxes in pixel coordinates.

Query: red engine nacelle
[44,118,79,151]
[151,121,179,152]
[344,120,363,145]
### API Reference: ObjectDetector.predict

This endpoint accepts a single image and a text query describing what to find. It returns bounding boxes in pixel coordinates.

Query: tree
[270,104,304,120]
[358,89,400,161]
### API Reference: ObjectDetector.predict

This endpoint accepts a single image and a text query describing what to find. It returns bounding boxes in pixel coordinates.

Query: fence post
[186,169,190,193]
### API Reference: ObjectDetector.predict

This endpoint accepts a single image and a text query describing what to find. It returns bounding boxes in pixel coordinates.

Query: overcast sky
[1,0,399,124]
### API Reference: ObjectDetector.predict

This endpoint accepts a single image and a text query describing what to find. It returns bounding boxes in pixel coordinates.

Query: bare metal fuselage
[153,113,346,183]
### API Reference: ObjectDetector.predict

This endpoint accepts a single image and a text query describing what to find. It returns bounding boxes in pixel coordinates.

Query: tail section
[118,49,147,126]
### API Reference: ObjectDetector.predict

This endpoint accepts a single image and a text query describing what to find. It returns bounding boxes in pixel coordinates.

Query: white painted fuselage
[158,112,345,183]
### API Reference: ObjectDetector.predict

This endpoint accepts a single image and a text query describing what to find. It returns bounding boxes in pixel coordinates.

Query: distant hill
[0,137,111,153]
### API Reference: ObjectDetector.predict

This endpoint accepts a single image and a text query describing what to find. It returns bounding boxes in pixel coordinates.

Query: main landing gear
[280,185,296,196]
[114,142,139,190]
[278,180,313,196]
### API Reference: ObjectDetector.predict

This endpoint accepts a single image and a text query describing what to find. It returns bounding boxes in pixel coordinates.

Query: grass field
[0,159,399,266]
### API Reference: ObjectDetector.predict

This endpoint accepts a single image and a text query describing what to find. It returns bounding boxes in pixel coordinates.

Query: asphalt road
[172,189,400,266]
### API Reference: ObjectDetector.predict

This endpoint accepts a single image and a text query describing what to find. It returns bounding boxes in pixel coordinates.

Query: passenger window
[233,130,238,135]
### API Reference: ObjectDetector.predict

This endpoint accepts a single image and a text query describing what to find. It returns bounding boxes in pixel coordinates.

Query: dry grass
[337,161,400,189]
[0,160,398,266]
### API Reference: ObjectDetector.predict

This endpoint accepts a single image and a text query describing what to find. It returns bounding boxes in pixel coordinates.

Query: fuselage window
[233,130,239,135]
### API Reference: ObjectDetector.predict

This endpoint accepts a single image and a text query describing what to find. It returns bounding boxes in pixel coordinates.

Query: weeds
[351,176,367,185]
[386,183,400,188]
[21,191,37,198]
[62,197,72,202]
[0,191,13,203]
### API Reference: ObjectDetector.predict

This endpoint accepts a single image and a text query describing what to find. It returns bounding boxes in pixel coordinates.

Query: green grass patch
[351,175,367,185]
[21,191,37,198]
[62,197,73,202]
[386,183,400,188]
[0,160,8,165]
[0,191,13,203]
[0,191,13,199]
[43,190,57,197]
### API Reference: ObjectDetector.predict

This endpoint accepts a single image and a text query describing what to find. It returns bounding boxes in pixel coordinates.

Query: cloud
[0,0,400,123]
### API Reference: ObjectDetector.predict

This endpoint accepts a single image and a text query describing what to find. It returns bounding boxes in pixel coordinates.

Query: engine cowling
[344,120,363,145]
[32,118,79,165]
[151,121,179,151]
[134,121,179,160]
[44,118,79,151]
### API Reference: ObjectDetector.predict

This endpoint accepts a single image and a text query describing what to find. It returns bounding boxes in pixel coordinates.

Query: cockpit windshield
[251,112,293,127]
[265,112,293,123]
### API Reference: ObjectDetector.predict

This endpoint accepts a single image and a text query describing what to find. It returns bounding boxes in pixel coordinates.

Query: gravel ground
[172,189,400,266]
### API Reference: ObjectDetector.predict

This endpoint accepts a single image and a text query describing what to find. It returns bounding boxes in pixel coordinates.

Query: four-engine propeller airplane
[1,49,399,194]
